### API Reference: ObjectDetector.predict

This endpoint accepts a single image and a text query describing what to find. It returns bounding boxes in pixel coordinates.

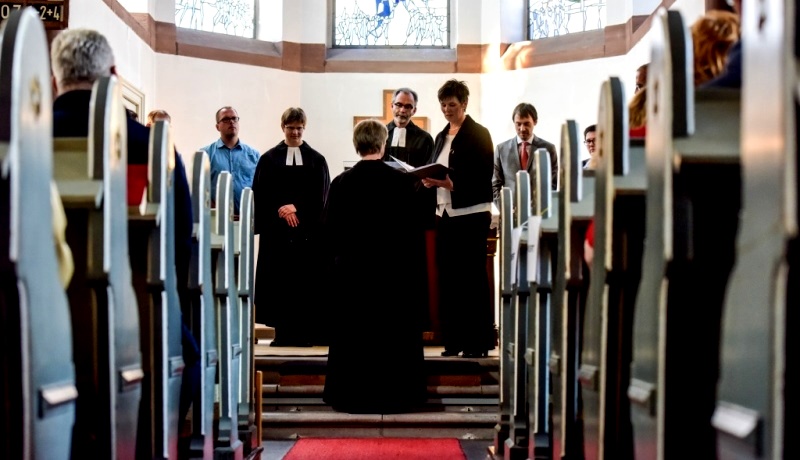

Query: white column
[151,0,175,23]
[606,0,633,26]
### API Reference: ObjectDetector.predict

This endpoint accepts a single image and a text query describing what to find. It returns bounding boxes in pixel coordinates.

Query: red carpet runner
[283,437,467,460]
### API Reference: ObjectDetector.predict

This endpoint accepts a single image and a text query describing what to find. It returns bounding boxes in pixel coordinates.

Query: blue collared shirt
[200,138,261,214]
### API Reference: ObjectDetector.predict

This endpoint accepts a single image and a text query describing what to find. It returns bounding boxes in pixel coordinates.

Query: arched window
[528,0,606,39]
[176,0,257,38]
[333,0,450,47]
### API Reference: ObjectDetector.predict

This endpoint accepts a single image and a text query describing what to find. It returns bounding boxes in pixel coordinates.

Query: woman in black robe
[322,119,427,413]
[252,107,330,346]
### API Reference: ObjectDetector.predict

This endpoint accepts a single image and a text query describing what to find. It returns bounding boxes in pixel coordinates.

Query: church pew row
[551,120,594,459]
[53,77,143,458]
[580,75,646,460]
[527,148,557,460]
[0,8,77,459]
[236,188,259,453]
[627,9,741,459]
[188,150,217,459]
[504,169,533,459]
[0,10,260,459]
[211,171,245,458]
[714,0,794,457]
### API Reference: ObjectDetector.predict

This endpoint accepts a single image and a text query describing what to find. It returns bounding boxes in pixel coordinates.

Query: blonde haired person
[691,9,740,86]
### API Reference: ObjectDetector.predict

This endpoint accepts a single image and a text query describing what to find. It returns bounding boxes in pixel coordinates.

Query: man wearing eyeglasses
[200,106,261,215]
[383,88,436,336]
[492,102,558,204]
[583,124,597,169]
[383,88,434,167]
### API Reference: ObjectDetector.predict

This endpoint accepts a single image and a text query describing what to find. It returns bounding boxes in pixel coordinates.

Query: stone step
[261,406,498,440]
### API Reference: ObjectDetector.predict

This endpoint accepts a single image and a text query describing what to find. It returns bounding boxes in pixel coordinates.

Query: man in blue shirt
[200,106,261,215]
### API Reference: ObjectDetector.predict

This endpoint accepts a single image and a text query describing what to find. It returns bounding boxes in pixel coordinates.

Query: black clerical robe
[252,141,330,343]
[322,160,427,413]
[383,120,434,167]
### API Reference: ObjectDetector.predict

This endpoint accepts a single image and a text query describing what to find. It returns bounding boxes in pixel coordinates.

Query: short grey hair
[353,119,388,156]
[50,29,114,89]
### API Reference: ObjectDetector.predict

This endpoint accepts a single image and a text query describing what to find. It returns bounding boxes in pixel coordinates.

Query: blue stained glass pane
[528,0,606,40]
[334,0,449,47]
[176,0,256,38]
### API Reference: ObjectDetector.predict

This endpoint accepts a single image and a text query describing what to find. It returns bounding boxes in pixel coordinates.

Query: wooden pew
[525,148,557,460]
[235,187,259,454]
[580,76,646,460]
[551,120,594,459]
[626,9,742,459]
[53,75,144,458]
[188,150,217,459]
[128,120,185,460]
[0,8,77,459]
[211,171,245,458]
[714,0,790,457]
[492,186,514,458]
[505,170,532,459]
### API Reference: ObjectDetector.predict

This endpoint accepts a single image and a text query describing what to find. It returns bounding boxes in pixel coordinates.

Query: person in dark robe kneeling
[322,119,427,414]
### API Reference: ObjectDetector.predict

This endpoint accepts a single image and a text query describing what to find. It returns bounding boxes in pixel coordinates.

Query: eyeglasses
[584,139,596,145]
[218,116,240,124]
[393,102,414,111]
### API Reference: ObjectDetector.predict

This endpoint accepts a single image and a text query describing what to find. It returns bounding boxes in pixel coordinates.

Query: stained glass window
[528,0,606,40]
[176,0,256,38]
[333,0,449,47]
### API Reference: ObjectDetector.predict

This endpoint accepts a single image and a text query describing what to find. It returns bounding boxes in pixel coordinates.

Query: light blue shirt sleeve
[201,139,261,214]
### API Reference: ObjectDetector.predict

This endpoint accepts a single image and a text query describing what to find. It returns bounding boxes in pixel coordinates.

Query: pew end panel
[0,8,77,459]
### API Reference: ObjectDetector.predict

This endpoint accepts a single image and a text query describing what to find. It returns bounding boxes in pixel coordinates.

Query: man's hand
[278,204,299,227]
[421,174,453,191]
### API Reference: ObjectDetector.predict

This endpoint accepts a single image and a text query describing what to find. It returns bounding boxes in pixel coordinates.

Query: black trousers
[435,210,494,352]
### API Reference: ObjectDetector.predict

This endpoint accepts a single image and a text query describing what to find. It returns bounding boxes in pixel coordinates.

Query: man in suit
[492,102,558,203]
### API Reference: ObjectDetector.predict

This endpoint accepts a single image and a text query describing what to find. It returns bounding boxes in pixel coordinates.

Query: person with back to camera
[252,107,330,347]
[322,119,427,414]
[422,79,495,359]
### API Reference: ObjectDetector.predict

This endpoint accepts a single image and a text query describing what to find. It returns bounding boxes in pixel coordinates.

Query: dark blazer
[492,135,558,202]
[431,114,494,210]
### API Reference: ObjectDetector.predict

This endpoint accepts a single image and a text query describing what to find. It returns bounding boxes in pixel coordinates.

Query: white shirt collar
[391,127,407,147]
[286,146,303,166]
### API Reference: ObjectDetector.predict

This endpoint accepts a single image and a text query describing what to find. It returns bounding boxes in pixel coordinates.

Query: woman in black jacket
[422,79,495,358]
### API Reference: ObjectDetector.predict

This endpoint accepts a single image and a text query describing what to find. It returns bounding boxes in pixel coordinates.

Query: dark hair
[584,124,596,137]
[393,87,419,104]
[437,79,469,104]
[512,103,538,123]
[281,107,307,127]
[125,108,138,121]
[215,106,235,122]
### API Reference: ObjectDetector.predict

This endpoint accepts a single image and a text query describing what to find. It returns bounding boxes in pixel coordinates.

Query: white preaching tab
[391,127,407,147]
[286,146,303,166]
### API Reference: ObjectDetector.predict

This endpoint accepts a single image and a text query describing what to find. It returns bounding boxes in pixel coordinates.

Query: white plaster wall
[68,0,157,117]
[68,0,706,175]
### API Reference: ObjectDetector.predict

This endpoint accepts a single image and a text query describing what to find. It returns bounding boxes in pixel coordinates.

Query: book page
[390,155,414,171]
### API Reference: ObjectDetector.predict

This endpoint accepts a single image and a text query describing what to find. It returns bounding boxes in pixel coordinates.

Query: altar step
[256,350,500,440]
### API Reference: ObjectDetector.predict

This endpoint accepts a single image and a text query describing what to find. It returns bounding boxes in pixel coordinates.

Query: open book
[390,156,451,180]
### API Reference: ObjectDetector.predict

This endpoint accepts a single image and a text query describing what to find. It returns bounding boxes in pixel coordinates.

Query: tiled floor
[260,439,496,459]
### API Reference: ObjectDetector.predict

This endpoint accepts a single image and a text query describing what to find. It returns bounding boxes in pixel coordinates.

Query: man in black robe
[323,119,426,413]
[252,108,330,346]
[383,88,437,335]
